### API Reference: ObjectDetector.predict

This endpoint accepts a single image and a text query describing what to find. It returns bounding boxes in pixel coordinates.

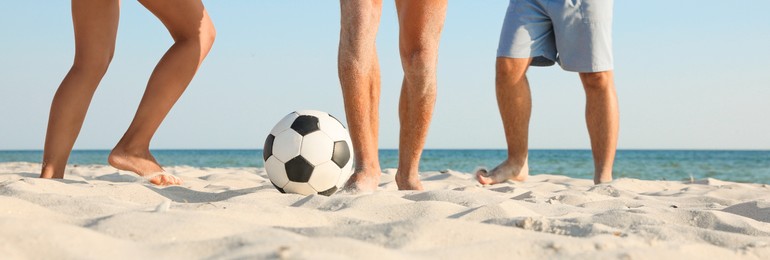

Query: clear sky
[1,1,769,150]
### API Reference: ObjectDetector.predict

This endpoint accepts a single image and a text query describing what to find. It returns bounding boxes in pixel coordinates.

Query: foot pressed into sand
[475,159,529,185]
[395,171,424,191]
[108,148,181,186]
[342,167,381,193]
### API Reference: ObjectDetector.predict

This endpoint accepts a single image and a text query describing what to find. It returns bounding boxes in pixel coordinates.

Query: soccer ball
[263,110,354,196]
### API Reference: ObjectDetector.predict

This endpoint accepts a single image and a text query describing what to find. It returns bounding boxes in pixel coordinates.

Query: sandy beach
[1,162,769,259]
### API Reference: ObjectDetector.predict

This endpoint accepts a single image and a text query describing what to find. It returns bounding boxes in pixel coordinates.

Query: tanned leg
[41,0,120,179]
[339,0,384,192]
[108,0,216,186]
[393,0,447,190]
[579,71,618,184]
[476,57,533,185]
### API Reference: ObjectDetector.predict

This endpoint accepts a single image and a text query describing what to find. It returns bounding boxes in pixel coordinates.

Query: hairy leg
[580,71,618,184]
[41,0,120,179]
[393,0,447,190]
[339,0,383,193]
[476,57,532,185]
[108,0,216,186]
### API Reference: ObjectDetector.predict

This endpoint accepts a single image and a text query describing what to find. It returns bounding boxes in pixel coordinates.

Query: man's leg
[339,0,383,192]
[393,0,447,190]
[476,57,533,185]
[580,71,618,184]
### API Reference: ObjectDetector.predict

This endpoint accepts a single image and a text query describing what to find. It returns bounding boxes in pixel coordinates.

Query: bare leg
[108,0,216,186]
[476,57,532,185]
[580,71,618,184]
[41,0,120,179]
[393,0,447,190]
[339,0,383,192]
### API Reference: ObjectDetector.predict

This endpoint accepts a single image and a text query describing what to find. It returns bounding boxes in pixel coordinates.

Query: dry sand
[1,162,769,259]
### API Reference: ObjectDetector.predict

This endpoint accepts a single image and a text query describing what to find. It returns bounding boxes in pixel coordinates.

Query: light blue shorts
[497,0,614,72]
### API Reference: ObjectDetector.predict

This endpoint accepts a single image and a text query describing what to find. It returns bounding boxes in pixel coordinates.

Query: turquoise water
[1,149,768,184]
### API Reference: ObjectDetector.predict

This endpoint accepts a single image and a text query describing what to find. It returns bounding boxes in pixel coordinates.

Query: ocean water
[1,149,768,184]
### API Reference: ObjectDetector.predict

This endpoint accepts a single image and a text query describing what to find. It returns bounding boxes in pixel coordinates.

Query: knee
[72,50,114,76]
[339,2,381,51]
[580,71,614,91]
[400,47,436,83]
[339,21,379,56]
[195,21,217,50]
[173,20,216,51]
[400,48,437,95]
[200,23,216,50]
[495,63,515,80]
[495,59,527,83]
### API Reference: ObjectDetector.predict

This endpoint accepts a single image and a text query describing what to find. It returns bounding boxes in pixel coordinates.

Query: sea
[1,149,768,184]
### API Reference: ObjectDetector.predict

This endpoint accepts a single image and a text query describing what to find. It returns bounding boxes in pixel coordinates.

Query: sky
[1,1,769,150]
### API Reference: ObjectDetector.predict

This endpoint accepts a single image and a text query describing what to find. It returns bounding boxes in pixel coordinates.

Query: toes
[160,175,182,186]
[477,175,492,185]
[159,175,172,186]
[148,175,164,186]
[475,169,492,185]
[146,174,182,186]
[172,175,183,185]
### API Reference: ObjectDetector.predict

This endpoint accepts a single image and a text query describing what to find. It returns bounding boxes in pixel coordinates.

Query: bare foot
[108,148,181,186]
[395,171,423,191]
[475,159,529,185]
[595,176,613,184]
[342,168,381,193]
[40,162,63,179]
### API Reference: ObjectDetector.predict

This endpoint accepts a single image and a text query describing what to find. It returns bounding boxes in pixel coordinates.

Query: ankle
[40,163,63,179]
[504,157,527,168]
[395,170,420,181]
[594,171,613,184]
[111,143,149,156]
[113,136,151,152]
[354,161,381,173]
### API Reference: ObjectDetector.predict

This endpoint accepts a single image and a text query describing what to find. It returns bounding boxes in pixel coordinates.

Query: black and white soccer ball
[263,110,354,196]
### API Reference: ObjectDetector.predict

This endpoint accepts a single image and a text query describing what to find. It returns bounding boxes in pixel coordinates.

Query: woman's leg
[41,0,120,179]
[108,0,216,185]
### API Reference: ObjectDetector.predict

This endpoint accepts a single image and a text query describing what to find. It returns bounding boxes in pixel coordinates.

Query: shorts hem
[496,52,539,59]
[496,52,558,67]
[560,64,614,73]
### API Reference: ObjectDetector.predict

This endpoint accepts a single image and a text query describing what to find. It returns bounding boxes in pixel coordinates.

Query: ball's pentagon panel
[284,156,314,183]
[290,115,320,136]
[331,140,351,168]
[263,134,275,161]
